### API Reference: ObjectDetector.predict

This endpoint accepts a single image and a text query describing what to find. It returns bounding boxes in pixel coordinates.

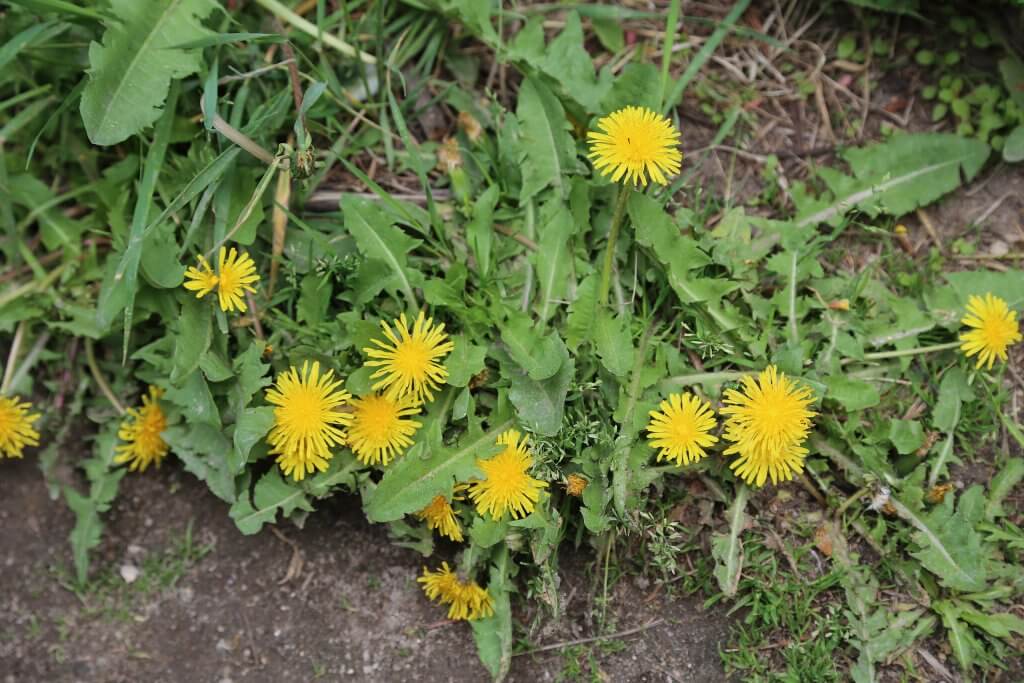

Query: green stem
[598,186,631,307]
[252,0,377,64]
[0,321,25,395]
[842,340,961,365]
[834,485,870,520]
[85,339,125,416]
[5,331,50,396]
[0,261,68,309]
[600,531,614,630]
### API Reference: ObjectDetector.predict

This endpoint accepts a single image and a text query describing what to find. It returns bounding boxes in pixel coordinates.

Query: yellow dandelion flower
[565,474,588,497]
[586,106,682,186]
[0,395,41,458]
[183,247,260,312]
[363,311,455,404]
[646,392,718,466]
[467,429,547,520]
[959,293,1022,370]
[115,387,169,472]
[416,487,467,542]
[214,247,260,313]
[418,562,494,621]
[265,361,350,481]
[345,393,421,467]
[182,254,218,300]
[720,366,817,487]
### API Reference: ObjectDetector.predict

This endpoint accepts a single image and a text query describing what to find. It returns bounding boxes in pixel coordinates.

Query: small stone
[990,240,1009,257]
[119,564,140,584]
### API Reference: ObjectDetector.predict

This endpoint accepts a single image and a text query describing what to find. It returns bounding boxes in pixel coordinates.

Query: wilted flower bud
[437,137,462,172]
[926,483,954,504]
[565,474,588,497]
[828,299,850,311]
[458,111,483,142]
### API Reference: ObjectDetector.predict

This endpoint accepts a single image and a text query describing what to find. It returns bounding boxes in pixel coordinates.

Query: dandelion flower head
[364,311,454,404]
[183,247,260,313]
[646,392,718,466]
[115,387,169,472]
[959,293,1021,370]
[0,395,41,459]
[418,562,494,621]
[467,429,547,520]
[344,392,421,467]
[587,106,682,186]
[720,366,816,487]
[265,361,350,481]
[416,486,466,542]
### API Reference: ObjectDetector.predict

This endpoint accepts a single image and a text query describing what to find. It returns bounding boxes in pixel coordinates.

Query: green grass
[718,539,846,681]
[51,522,211,622]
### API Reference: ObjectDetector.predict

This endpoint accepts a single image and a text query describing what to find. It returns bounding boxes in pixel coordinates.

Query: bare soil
[0,458,729,682]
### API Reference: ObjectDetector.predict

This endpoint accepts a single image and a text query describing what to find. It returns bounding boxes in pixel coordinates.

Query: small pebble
[119,564,140,584]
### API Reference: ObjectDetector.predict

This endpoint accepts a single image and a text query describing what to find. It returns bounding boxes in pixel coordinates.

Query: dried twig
[915,208,944,254]
[513,618,665,657]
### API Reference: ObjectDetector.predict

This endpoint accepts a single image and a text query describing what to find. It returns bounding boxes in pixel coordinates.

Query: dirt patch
[0,458,729,682]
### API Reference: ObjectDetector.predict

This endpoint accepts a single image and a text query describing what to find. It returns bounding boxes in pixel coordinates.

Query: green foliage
[365,414,509,523]
[4,2,1024,681]
[794,134,990,228]
[80,0,216,145]
[65,429,126,586]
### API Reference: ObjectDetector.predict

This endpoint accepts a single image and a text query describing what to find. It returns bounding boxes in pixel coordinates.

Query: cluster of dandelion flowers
[646,392,718,466]
[416,487,466,542]
[418,562,494,621]
[720,366,817,487]
[587,106,682,186]
[467,429,548,520]
[344,393,421,467]
[364,311,455,404]
[183,246,260,313]
[265,361,350,481]
[0,395,41,458]
[115,387,169,472]
[959,293,1022,370]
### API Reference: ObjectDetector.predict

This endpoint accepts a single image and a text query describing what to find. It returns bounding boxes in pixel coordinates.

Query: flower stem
[0,321,25,395]
[833,485,871,519]
[85,339,125,416]
[598,186,631,307]
[252,0,377,64]
[842,340,961,365]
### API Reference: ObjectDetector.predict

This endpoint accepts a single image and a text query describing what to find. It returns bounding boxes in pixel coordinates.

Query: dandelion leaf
[471,550,514,681]
[908,485,989,592]
[516,76,575,203]
[365,415,508,523]
[631,192,741,330]
[795,133,989,228]
[229,469,313,535]
[341,195,423,306]
[507,341,574,437]
[80,0,216,145]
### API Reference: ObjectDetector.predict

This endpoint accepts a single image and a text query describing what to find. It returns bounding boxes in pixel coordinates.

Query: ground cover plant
[2,0,1024,680]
